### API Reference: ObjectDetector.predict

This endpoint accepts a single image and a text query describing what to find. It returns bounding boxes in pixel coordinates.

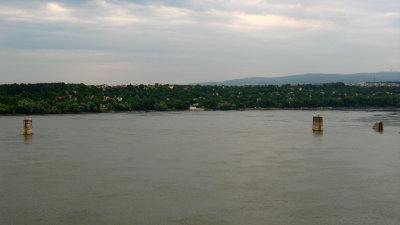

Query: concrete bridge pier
[23,117,33,135]
[312,115,323,132]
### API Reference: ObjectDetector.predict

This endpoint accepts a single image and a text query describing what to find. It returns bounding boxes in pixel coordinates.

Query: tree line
[0,82,400,114]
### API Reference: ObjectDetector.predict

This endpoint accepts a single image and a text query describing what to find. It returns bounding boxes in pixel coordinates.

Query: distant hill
[197,72,400,85]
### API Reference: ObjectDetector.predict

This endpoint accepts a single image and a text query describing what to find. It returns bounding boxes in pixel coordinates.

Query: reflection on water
[312,130,323,136]
[1,110,400,225]
[23,134,33,144]
[373,128,384,133]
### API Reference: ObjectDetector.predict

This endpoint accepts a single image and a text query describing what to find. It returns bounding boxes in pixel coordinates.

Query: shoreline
[1,107,399,116]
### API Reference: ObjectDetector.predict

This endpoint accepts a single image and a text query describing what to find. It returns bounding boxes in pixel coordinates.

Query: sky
[0,0,399,84]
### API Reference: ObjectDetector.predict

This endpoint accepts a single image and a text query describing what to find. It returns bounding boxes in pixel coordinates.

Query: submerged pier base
[312,115,323,132]
[23,118,33,135]
[373,121,383,132]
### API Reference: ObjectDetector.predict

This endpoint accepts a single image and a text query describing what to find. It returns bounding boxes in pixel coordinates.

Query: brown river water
[1,110,399,224]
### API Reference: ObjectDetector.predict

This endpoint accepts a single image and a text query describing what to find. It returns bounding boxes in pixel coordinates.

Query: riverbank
[1,82,400,114]
[1,107,400,116]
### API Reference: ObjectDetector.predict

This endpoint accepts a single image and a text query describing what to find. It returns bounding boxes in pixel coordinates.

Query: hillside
[198,72,400,86]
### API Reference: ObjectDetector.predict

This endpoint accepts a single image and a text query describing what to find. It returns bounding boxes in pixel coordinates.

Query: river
[1,110,399,224]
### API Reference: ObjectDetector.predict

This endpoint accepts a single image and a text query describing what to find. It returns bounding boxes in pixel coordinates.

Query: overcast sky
[0,0,399,84]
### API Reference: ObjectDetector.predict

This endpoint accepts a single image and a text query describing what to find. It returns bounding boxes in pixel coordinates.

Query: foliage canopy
[1,82,399,114]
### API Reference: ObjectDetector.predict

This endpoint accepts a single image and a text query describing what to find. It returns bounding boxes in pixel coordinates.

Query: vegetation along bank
[1,82,400,114]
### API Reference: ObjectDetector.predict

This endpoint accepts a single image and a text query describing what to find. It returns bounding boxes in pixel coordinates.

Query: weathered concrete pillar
[312,115,323,131]
[373,121,383,132]
[23,117,33,135]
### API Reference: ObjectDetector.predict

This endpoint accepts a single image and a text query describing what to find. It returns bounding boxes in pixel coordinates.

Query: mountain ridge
[196,72,400,85]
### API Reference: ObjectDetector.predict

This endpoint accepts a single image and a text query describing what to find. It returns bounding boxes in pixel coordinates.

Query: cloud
[0,0,338,30]
[0,2,80,22]
[0,0,399,83]
[0,0,396,34]
[207,10,335,31]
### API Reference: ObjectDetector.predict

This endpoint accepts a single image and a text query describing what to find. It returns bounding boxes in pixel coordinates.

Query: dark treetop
[1,82,400,114]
